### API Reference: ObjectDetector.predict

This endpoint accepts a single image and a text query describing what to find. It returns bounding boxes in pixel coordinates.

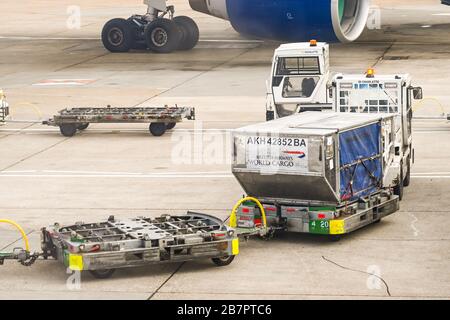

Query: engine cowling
[189,0,370,43]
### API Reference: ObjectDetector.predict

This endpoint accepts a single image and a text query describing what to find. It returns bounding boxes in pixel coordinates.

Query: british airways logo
[283,151,306,159]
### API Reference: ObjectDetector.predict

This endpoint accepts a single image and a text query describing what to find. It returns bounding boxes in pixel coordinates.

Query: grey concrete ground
[0,0,450,299]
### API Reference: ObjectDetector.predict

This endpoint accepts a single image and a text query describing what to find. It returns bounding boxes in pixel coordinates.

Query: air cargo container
[231,112,399,238]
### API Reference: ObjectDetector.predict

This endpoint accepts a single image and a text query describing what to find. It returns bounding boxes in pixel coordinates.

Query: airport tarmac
[0,0,450,299]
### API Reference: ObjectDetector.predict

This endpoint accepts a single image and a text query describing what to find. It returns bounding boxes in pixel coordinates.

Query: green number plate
[309,220,330,234]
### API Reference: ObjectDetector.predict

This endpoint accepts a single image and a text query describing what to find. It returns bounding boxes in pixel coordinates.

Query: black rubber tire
[266,111,275,121]
[144,18,181,54]
[329,235,341,242]
[77,123,89,131]
[173,16,199,50]
[89,269,116,279]
[149,122,167,136]
[394,166,404,201]
[59,124,77,137]
[211,255,235,267]
[403,158,411,187]
[166,122,176,130]
[102,18,134,53]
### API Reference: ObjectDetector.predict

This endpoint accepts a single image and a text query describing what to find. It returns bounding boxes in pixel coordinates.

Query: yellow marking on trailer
[69,254,84,271]
[232,239,240,255]
[330,220,345,235]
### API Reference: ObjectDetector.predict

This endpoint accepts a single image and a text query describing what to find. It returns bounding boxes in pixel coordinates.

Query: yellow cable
[0,219,30,252]
[229,196,267,229]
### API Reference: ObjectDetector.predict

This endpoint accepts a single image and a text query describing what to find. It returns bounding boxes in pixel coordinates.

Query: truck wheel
[149,123,167,136]
[89,269,116,279]
[394,167,404,201]
[59,124,77,137]
[403,158,411,187]
[166,122,176,130]
[212,255,235,267]
[77,123,89,131]
[144,18,181,53]
[266,111,275,121]
[102,18,134,53]
[173,16,199,50]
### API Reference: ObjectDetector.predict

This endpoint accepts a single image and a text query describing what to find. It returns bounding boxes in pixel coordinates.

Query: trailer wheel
[403,158,411,187]
[144,18,181,54]
[89,269,116,279]
[59,124,78,137]
[329,235,341,242]
[149,122,167,136]
[173,16,199,50]
[77,123,89,131]
[211,255,235,267]
[102,18,134,53]
[166,122,176,130]
[394,166,404,201]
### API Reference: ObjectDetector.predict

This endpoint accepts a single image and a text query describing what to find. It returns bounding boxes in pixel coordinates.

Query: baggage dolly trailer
[0,89,9,125]
[42,105,195,137]
[232,192,399,241]
[0,212,240,279]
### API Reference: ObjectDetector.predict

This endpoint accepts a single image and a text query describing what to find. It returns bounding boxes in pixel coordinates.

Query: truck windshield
[276,57,320,75]
[338,83,399,113]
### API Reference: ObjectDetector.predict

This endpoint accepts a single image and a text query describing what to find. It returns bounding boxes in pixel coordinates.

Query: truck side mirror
[412,87,423,100]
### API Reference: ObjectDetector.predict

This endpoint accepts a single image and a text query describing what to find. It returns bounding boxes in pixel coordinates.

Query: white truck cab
[266,40,331,121]
[331,70,423,199]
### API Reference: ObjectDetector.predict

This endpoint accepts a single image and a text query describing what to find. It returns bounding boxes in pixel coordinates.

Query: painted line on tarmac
[0,174,233,178]
[0,171,449,179]
[0,170,233,178]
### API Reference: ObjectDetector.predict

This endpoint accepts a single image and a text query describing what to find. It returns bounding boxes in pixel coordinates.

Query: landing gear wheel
[89,269,116,279]
[394,166,404,201]
[403,158,411,187]
[102,18,134,53]
[149,122,167,136]
[77,123,89,131]
[59,124,77,137]
[166,122,176,130]
[144,18,181,53]
[211,255,235,267]
[173,16,199,50]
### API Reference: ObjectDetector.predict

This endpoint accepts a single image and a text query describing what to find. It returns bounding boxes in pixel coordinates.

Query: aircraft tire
[144,18,181,53]
[173,16,199,50]
[102,18,134,53]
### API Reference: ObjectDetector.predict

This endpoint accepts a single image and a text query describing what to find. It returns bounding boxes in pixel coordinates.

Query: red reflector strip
[265,207,276,211]
[286,208,296,212]
[242,208,250,213]
[318,213,326,219]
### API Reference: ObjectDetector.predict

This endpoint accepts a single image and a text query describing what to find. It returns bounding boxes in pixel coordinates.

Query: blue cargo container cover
[339,123,382,201]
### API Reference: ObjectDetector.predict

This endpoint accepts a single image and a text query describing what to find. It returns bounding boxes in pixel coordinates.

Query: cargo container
[231,112,399,238]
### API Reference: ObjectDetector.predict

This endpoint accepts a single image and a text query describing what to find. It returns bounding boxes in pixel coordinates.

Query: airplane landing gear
[102,0,199,54]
